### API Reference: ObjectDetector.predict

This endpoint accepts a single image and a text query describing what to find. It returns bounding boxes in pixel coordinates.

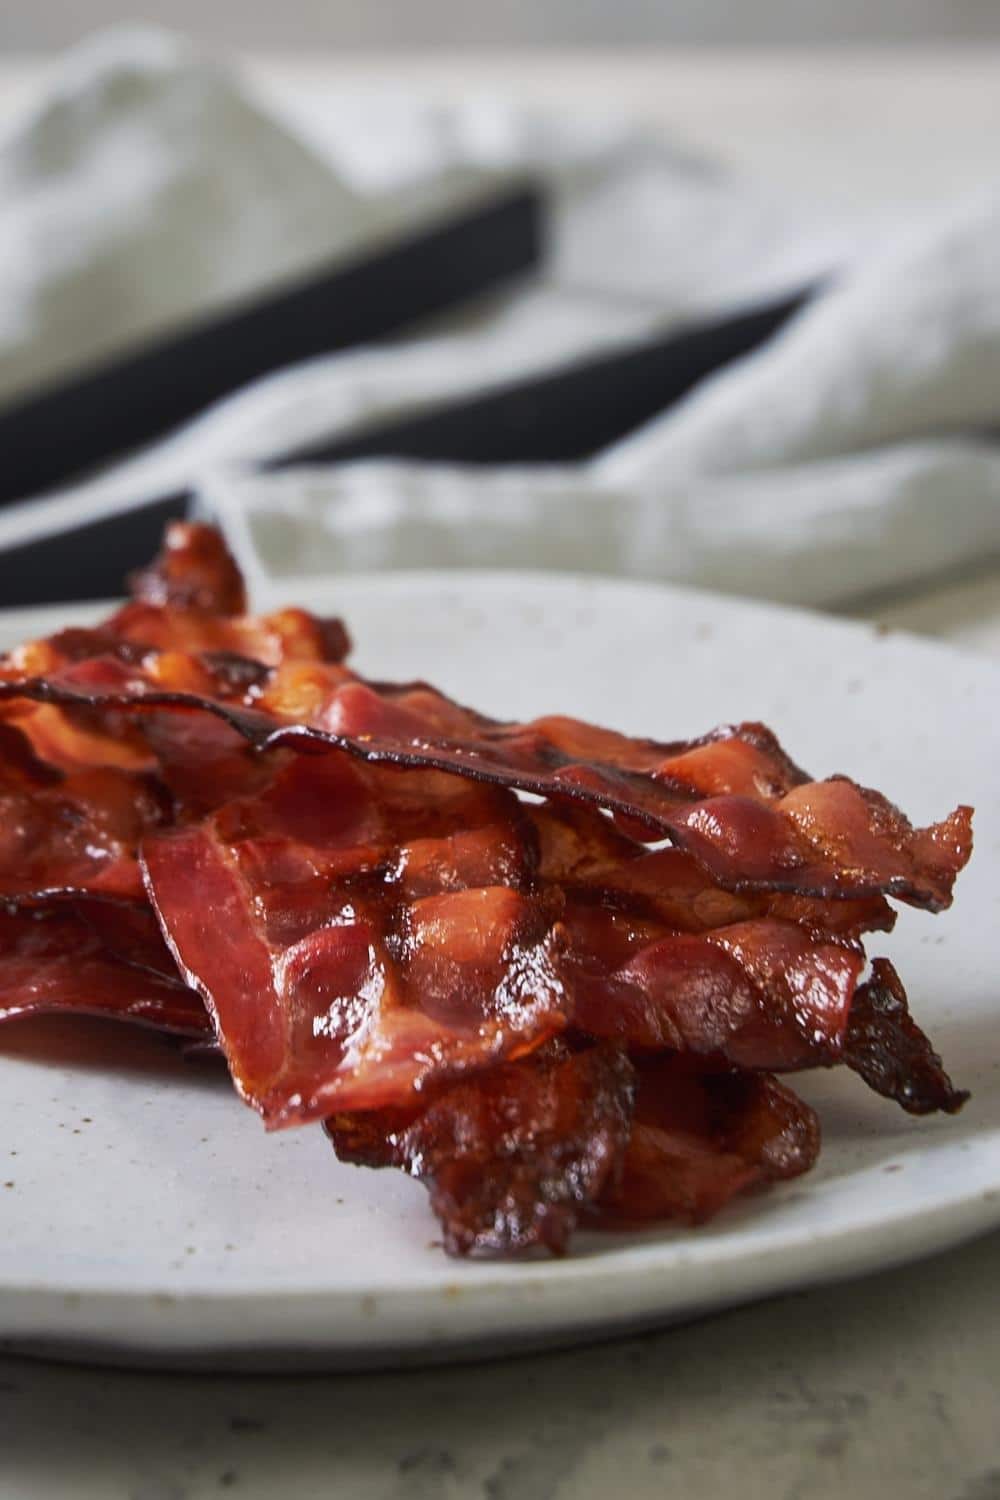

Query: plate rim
[0,568,996,1365]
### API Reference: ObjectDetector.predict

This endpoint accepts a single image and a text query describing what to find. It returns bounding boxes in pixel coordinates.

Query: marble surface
[2,1231,998,1499]
[0,47,998,1500]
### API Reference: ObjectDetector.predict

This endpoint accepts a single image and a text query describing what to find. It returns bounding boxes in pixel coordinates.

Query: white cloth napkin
[4,27,999,608]
[0,28,405,409]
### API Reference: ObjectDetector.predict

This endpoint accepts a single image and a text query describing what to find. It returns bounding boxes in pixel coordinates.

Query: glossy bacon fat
[0,906,208,1038]
[0,524,973,1256]
[0,529,970,913]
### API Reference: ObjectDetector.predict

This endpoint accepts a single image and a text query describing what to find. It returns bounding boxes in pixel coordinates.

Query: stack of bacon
[0,525,973,1256]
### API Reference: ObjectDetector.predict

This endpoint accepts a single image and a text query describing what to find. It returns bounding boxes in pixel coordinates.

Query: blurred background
[0,4,998,621]
[3,0,1000,47]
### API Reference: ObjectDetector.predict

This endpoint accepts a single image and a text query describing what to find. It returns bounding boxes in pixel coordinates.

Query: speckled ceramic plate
[0,572,997,1370]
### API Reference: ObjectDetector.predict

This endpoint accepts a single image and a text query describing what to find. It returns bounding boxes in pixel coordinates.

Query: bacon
[252,673,972,912]
[0,700,283,905]
[0,522,348,791]
[127,520,248,616]
[326,1047,819,1255]
[108,601,351,672]
[565,909,864,1070]
[72,899,194,983]
[327,1044,636,1257]
[843,958,968,1115]
[138,757,558,1120]
[0,659,970,911]
[0,521,354,910]
[0,523,974,1262]
[141,776,570,1124]
[0,522,972,912]
[0,720,166,903]
[595,1056,820,1227]
[0,906,209,1038]
[124,520,343,663]
[14,612,347,689]
[531,801,896,939]
[138,755,890,1129]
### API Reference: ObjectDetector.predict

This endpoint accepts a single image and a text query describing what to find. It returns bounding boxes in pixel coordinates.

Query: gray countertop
[4,1229,998,1500]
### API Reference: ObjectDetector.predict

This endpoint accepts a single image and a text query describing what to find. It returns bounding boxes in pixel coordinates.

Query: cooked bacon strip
[0,721,165,903]
[0,720,60,786]
[10,605,348,693]
[595,1056,820,1226]
[0,522,969,911]
[843,958,968,1115]
[0,674,902,929]
[0,697,286,905]
[146,822,569,1123]
[136,754,902,1127]
[0,653,969,911]
[254,670,972,912]
[40,522,346,670]
[0,907,209,1038]
[110,599,350,672]
[141,759,569,1123]
[326,1047,819,1255]
[0,521,347,784]
[19,610,349,684]
[127,520,248,615]
[72,900,192,983]
[531,801,896,939]
[564,908,865,1071]
[327,1044,636,1257]
[0,526,353,905]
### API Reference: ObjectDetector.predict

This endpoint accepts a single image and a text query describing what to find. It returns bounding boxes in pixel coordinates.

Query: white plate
[0,572,997,1370]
